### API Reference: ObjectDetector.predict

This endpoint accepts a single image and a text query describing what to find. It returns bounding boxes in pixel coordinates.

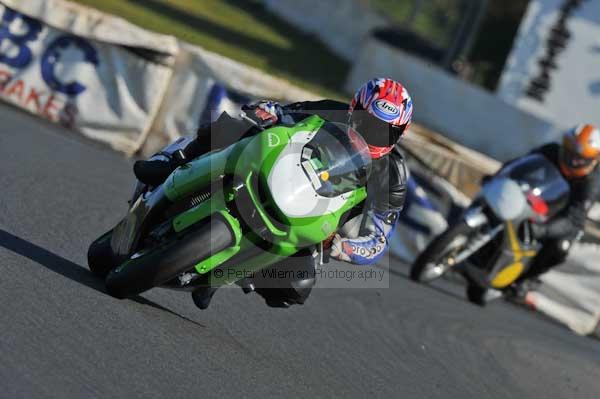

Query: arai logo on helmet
[373,99,400,120]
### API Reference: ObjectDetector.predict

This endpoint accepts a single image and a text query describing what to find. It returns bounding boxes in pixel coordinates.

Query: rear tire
[105,215,234,299]
[410,221,472,283]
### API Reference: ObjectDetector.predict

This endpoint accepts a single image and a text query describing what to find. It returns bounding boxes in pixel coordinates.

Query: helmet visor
[561,147,595,170]
[350,106,407,147]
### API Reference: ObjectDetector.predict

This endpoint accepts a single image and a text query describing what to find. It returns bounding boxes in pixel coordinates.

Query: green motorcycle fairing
[160,115,369,285]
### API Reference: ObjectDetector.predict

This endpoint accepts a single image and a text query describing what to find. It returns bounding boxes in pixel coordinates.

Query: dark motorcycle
[410,153,570,304]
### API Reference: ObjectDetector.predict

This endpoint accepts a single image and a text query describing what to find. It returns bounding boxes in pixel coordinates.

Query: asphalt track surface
[1,103,599,399]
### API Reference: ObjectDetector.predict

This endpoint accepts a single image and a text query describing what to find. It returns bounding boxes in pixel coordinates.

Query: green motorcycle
[87,115,371,304]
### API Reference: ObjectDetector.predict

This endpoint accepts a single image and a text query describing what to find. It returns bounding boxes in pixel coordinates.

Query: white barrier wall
[0,0,178,154]
[263,0,385,61]
[498,0,600,129]
[530,243,600,337]
[2,0,178,53]
[347,36,558,161]
[150,42,321,145]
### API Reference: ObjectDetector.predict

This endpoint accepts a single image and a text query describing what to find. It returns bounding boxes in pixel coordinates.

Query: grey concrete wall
[263,0,386,61]
[347,36,558,161]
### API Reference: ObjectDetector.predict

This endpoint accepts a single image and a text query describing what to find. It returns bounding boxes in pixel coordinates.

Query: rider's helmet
[559,124,600,178]
[349,78,413,159]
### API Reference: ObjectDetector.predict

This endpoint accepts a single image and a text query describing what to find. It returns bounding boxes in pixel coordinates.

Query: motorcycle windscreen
[496,153,570,219]
[301,122,371,198]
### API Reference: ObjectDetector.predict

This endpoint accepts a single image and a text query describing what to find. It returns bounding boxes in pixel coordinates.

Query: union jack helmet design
[349,78,413,155]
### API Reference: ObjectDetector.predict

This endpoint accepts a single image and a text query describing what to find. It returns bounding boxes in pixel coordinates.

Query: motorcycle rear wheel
[105,215,234,299]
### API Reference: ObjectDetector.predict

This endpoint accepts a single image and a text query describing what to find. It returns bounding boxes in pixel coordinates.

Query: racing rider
[478,124,600,304]
[134,78,413,309]
[519,125,600,282]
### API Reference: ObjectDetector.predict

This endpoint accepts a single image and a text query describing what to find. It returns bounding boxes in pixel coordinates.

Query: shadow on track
[0,229,205,327]
[384,262,468,303]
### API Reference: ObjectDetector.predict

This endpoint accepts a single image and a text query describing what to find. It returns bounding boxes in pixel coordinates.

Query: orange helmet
[559,124,600,178]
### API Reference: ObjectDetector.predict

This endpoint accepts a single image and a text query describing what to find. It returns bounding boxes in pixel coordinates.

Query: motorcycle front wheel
[105,215,234,299]
[410,221,472,283]
[88,229,118,278]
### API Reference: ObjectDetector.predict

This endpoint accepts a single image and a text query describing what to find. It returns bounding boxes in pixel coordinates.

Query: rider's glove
[330,211,399,265]
[329,234,353,263]
[241,100,283,128]
[330,232,389,265]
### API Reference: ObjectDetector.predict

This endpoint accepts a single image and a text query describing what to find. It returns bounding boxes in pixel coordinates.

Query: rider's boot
[191,287,218,310]
[134,149,187,186]
[466,283,502,306]
[133,159,176,186]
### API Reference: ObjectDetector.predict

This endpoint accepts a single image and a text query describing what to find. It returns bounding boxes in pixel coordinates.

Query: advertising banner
[0,2,175,153]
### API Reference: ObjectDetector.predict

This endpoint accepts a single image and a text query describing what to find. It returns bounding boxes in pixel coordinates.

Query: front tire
[105,216,234,299]
[88,230,119,278]
[410,221,472,283]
